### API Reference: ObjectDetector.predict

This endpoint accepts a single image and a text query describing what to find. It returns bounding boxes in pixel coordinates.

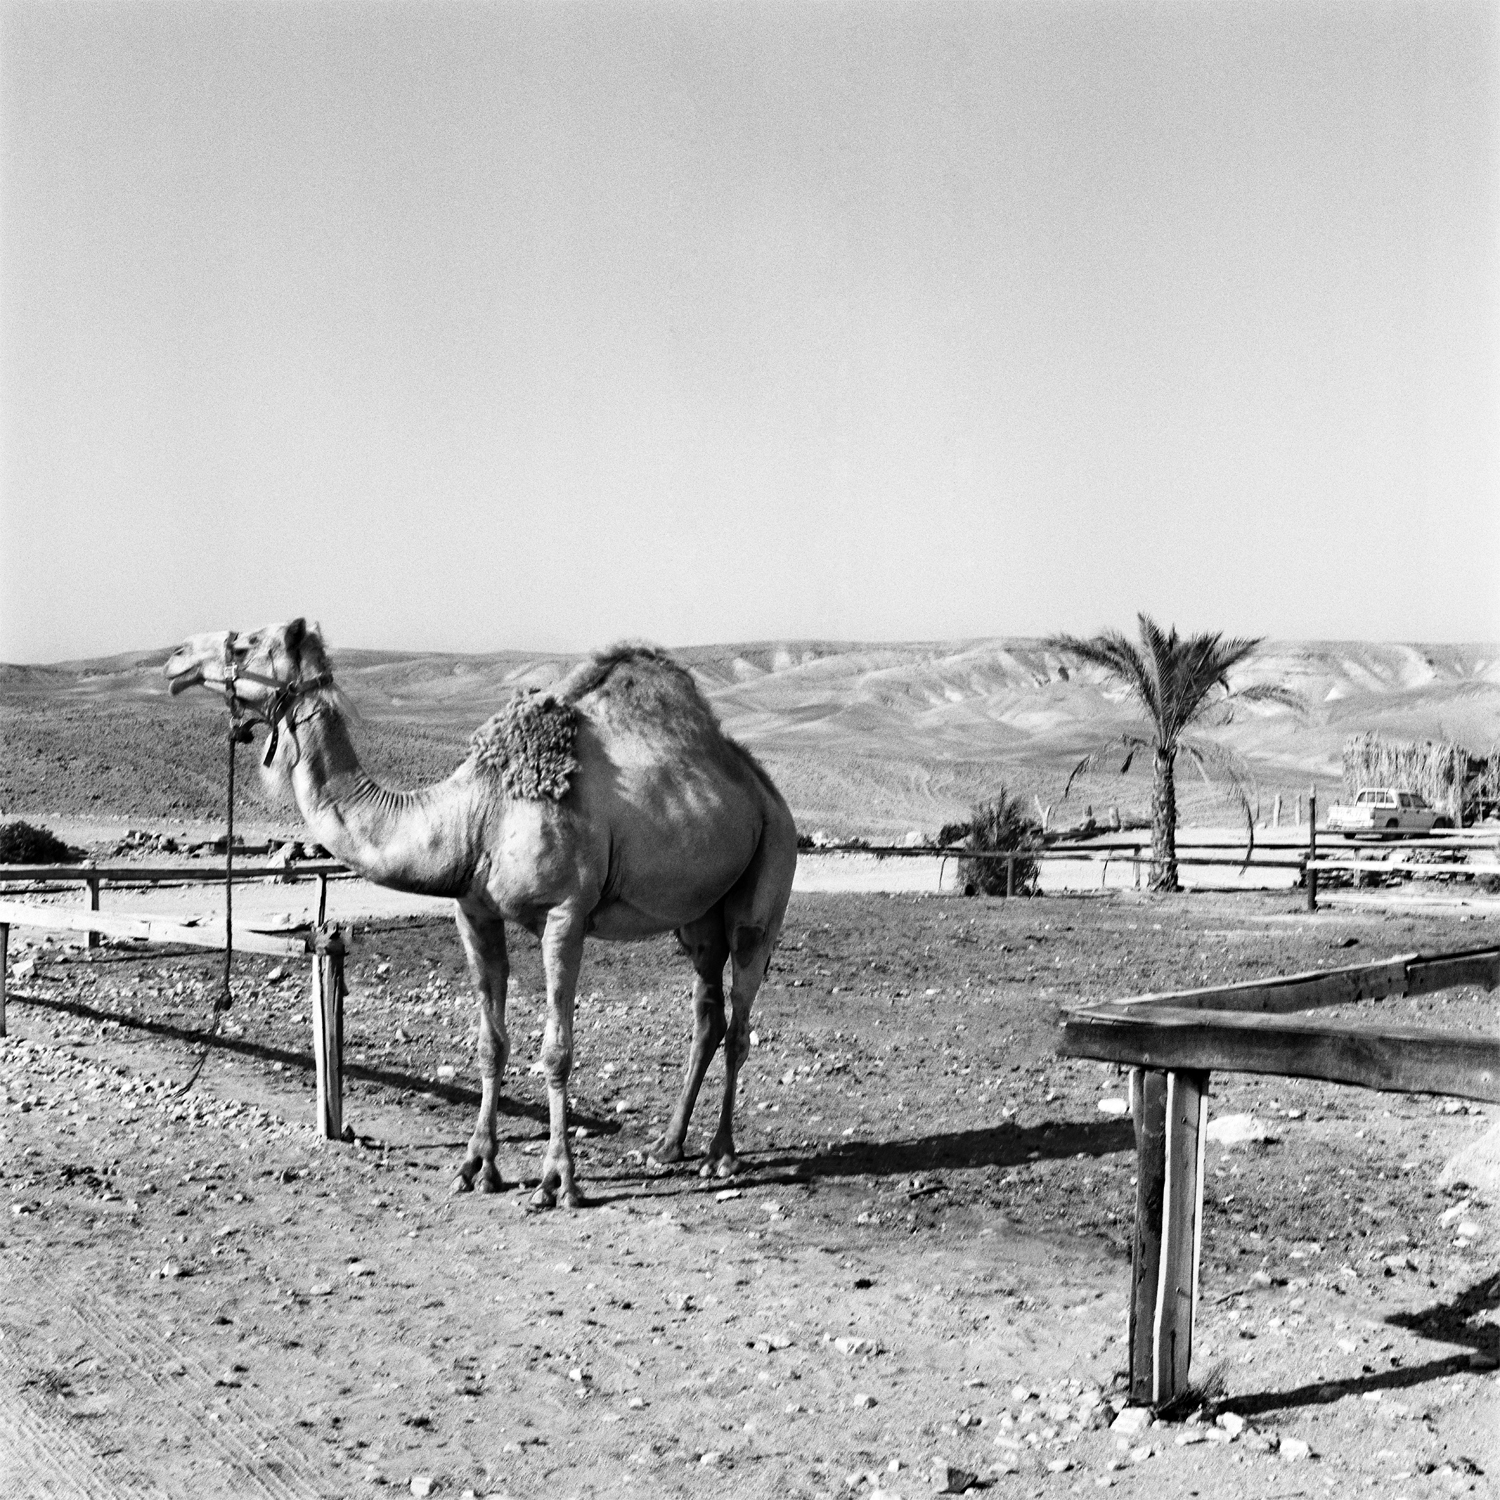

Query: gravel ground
[0,890,1495,1498]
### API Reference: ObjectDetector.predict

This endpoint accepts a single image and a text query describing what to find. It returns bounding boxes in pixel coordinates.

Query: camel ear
[284,618,306,654]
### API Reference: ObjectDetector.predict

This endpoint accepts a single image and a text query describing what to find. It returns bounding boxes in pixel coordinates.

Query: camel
[165,619,798,1209]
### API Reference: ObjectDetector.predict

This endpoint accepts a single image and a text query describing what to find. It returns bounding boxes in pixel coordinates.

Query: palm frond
[1061,733,1154,799]
[1179,736,1261,867]
[1047,631,1160,724]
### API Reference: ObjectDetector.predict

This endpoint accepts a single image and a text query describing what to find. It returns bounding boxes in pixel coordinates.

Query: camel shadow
[577,1117,1135,1205]
[8,989,617,1134]
[785,1118,1135,1177]
[1226,1270,1500,1418]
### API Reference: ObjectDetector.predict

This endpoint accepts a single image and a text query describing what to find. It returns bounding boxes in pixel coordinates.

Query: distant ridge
[4,638,1497,836]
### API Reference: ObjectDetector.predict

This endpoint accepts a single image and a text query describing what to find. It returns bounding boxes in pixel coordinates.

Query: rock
[1176,1429,1206,1445]
[1216,1412,1246,1437]
[1111,1406,1151,1435]
[409,1479,434,1497]
[1097,1098,1129,1116]
[435,1065,456,1082]
[1279,1437,1311,1461]
[1206,1114,1275,1145]
[1046,1457,1074,1473]
[699,1451,722,1465]
[852,1393,877,1408]
[932,1460,978,1493]
[1438,1122,1500,1194]
[1455,1221,1482,1240]
[715,1188,742,1201]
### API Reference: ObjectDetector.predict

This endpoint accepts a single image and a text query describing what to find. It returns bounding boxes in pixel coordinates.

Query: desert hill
[3,638,1497,837]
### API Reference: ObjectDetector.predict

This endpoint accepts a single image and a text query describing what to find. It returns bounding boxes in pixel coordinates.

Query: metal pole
[1306,786,1318,913]
[224,721,236,1005]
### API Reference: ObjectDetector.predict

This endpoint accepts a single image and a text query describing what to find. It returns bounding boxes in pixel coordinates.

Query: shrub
[0,820,79,864]
[953,789,1042,896]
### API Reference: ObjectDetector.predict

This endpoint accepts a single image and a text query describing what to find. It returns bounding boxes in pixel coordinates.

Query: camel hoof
[529,1185,557,1211]
[450,1174,474,1196]
[714,1156,741,1179]
[647,1139,684,1167]
[478,1172,503,1195]
[561,1188,585,1210]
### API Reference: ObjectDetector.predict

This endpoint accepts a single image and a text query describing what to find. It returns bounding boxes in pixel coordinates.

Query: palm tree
[1047,615,1300,892]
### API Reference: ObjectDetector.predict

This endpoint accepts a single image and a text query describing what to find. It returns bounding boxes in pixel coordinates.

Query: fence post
[1306,787,1318,913]
[1134,846,1142,890]
[1005,855,1015,899]
[1273,794,1282,829]
[0,922,8,1038]
[311,926,346,1141]
[86,877,100,949]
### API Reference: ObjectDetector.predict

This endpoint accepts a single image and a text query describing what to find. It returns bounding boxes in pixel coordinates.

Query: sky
[1,0,1496,662]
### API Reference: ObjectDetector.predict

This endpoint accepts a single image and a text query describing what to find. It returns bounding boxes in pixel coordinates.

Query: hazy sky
[2,0,1496,662]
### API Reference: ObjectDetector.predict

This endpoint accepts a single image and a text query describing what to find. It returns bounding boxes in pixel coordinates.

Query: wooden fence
[1058,946,1500,1407]
[0,861,352,1140]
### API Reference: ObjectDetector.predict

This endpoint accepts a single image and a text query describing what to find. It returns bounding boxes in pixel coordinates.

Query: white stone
[1206,1113,1275,1145]
[1280,1437,1311,1461]
[1111,1407,1151,1436]
[1438,1122,1500,1194]
[1097,1097,1129,1116]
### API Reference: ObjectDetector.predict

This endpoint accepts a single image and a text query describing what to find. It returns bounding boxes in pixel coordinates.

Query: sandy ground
[0,890,1495,1499]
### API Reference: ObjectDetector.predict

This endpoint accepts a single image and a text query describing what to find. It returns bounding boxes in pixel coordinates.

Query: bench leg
[1129,1067,1209,1406]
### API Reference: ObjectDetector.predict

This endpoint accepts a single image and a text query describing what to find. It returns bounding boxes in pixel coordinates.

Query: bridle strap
[215,668,335,764]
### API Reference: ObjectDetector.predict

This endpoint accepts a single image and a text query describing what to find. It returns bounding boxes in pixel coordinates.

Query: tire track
[3,1248,334,1499]
[0,1329,141,1500]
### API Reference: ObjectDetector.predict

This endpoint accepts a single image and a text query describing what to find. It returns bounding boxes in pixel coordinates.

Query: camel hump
[555,643,724,744]
[468,690,580,801]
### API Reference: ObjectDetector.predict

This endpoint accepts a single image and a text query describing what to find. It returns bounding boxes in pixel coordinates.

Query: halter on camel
[172,647,333,1054]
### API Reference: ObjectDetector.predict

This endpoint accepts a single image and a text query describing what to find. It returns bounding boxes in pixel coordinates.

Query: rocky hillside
[3,639,1496,837]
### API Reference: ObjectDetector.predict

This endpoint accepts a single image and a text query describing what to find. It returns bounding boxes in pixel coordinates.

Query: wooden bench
[1059,946,1500,1406]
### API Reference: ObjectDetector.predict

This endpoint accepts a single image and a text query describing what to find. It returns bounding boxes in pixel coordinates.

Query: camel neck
[286,700,483,898]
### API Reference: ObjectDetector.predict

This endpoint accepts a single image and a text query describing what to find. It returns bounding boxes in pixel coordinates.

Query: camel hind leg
[648,909,731,1166]
[703,832,796,1179]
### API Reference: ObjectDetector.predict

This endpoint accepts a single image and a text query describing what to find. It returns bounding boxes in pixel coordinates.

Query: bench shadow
[1226,1270,1500,1418]
[8,989,617,1135]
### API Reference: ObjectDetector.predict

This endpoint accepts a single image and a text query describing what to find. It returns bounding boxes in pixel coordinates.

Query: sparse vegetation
[0,819,78,863]
[946,788,1042,896]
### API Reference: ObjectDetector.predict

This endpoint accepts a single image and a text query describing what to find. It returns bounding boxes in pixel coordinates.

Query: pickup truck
[1325,788,1448,837]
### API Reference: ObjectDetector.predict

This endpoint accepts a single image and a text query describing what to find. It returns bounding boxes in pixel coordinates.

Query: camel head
[165,618,335,770]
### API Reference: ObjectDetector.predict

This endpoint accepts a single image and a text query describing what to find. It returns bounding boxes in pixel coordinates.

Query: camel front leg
[452,902,510,1195]
[531,906,587,1210]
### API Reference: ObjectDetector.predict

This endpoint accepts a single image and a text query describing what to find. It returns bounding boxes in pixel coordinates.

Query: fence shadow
[7,988,618,1135]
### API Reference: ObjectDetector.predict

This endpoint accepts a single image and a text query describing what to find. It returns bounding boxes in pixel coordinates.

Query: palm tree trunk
[1150,748,1179,892]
